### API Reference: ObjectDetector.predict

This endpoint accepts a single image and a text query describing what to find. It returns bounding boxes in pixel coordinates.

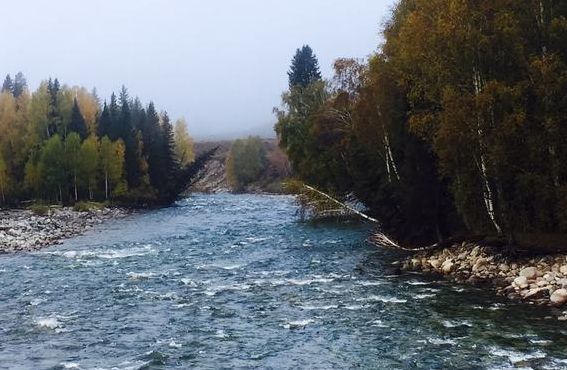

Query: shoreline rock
[0,207,128,253]
[402,242,567,316]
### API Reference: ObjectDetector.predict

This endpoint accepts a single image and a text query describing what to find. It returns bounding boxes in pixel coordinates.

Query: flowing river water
[1,194,567,369]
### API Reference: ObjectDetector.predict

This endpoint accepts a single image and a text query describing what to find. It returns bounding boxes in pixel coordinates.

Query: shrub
[226,136,267,191]
[73,201,104,212]
[29,204,49,216]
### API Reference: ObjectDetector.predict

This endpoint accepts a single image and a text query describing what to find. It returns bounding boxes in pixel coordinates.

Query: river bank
[401,242,567,315]
[0,206,128,253]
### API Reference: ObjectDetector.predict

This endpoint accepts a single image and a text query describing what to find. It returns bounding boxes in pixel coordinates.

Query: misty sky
[3,0,395,139]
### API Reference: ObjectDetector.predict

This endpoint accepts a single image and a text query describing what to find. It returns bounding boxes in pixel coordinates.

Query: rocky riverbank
[0,207,128,253]
[402,243,567,316]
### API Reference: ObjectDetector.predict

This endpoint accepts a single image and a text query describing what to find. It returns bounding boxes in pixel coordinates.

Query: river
[1,194,567,369]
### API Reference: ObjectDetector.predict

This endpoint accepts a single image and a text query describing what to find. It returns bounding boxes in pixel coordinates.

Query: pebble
[0,207,127,253]
[403,242,567,311]
[551,289,567,306]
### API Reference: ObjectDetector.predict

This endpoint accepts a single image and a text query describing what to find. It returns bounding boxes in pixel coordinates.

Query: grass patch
[29,204,50,216]
[73,201,106,212]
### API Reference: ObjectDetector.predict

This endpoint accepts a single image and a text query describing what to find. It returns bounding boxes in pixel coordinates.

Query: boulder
[441,259,454,274]
[499,264,510,272]
[557,278,567,288]
[543,272,556,282]
[472,258,487,272]
[470,246,481,258]
[519,267,537,280]
[429,259,441,270]
[550,288,567,306]
[514,276,529,289]
[560,265,567,275]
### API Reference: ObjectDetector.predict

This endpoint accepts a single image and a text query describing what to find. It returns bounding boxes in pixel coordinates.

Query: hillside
[190,138,290,194]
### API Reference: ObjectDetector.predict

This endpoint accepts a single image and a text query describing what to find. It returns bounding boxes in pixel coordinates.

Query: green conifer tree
[288,45,322,88]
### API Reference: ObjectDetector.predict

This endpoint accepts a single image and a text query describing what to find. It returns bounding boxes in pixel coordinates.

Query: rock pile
[0,207,127,253]
[403,243,567,309]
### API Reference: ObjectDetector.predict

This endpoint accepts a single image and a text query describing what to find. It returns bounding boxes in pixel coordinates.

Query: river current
[1,194,567,369]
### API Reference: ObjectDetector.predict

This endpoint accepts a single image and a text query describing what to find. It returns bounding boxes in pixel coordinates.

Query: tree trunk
[384,132,400,182]
[74,175,78,202]
[105,172,109,200]
[473,67,502,235]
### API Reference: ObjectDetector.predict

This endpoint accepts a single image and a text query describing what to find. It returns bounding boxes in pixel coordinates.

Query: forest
[276,1,567,246]
[0,74,195,206]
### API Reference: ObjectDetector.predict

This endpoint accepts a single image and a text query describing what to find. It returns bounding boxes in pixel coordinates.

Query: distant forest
[275,1,567,245]
[0,74,195,206]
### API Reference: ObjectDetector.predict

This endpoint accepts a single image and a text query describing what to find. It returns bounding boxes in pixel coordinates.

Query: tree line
[0,74,195,206]
[276,1,567,246]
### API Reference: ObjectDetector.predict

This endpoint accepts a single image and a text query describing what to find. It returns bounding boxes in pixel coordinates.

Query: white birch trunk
[473,67,502,234]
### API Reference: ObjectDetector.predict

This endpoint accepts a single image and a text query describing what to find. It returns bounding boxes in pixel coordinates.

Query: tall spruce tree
[12,72,27,97]
[98,102,112,138]
[69,98,88,139]
[47,78,61,137]
[144,102,163,192]
[288,45,322,88]
[118,86,140,188]
[2,75,13,94]
[108,93,120,140]
[160,111,179,199]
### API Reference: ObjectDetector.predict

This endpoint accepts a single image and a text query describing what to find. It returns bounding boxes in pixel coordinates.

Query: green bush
[226,136,267,191]
[73,201,104,212]
[29,204,49,216]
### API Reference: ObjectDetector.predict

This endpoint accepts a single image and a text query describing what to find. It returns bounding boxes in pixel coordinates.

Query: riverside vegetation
[0,76,216,252]
[0,75,197,207]
[190,138,290,194]
[275,2,567,309]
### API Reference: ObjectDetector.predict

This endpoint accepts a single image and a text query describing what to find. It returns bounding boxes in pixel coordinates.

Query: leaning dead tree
[302,184,379,223]
[299,184,398,249]
[300,184,434,252]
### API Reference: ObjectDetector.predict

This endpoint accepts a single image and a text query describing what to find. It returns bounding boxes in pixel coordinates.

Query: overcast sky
[2,0,395,139]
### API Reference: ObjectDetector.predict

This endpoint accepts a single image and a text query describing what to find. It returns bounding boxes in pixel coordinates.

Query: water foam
[428,337,458,345]
[36,316,62,330]
[357,295,407,303]
[298,304,339,310]
[46,245,155,260]
[489,347,547,364]
[283,319,315,329]
[442,320,473,328]
[414,293,436,300]
[127,271,157,280]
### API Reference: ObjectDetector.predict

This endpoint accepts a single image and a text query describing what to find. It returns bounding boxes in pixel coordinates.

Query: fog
[2,0,395,139]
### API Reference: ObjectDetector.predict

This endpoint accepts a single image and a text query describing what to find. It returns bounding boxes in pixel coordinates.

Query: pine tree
[47,78,61,137]
[160,111,179,199]
[288,45,322,88]
[118,86,140,188]
[69,98,88,139]
[108,93,120,140]
[12,72,27,98]
[97,102,112,138]
[143,102,162,192]
[2,75,13,94]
